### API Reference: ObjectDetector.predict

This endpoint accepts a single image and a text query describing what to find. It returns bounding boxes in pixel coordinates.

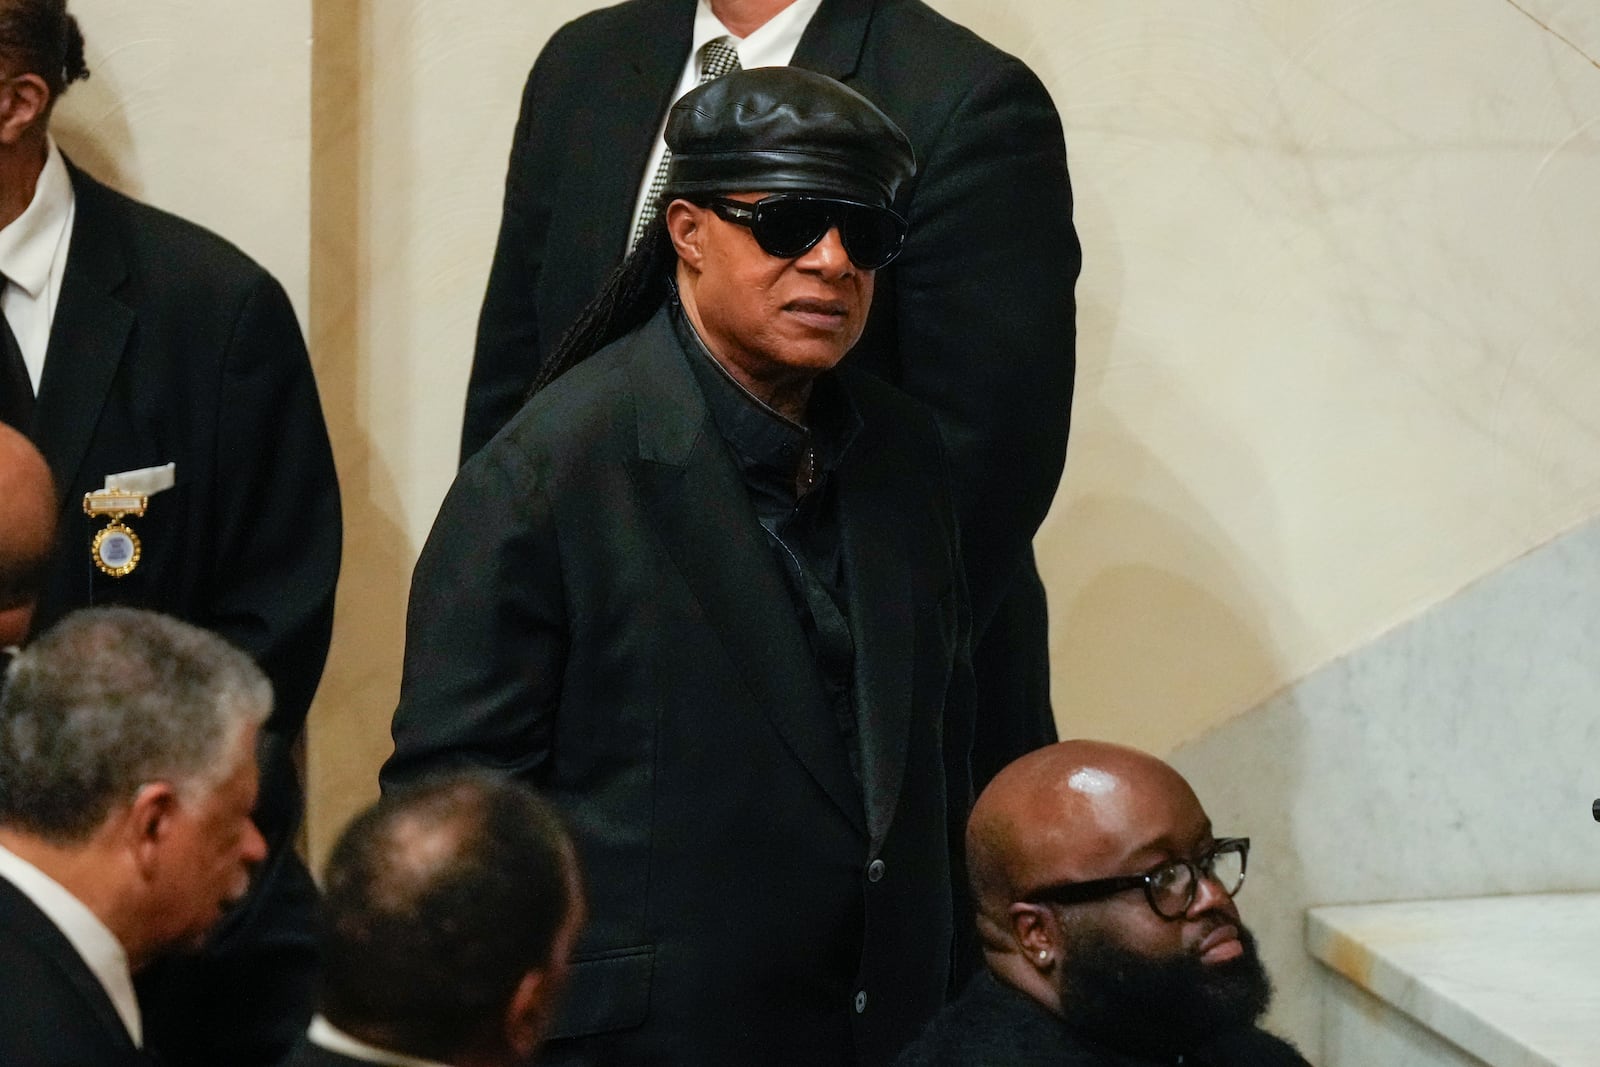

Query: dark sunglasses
[703,195,907,270]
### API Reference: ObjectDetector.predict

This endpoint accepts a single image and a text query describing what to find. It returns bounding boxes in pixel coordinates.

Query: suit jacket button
[854,990,867,1014]
[867,859,885,883]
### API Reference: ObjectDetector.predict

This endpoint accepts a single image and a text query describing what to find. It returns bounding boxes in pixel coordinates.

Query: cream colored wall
[1016,0,1600,753]
[62,1,1600,863]
[53,0,311,320]
[304,1,600,864]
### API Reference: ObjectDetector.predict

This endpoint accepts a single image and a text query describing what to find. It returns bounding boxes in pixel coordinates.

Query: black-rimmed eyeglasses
[1021,837,1250,921]
[703,194,908,270]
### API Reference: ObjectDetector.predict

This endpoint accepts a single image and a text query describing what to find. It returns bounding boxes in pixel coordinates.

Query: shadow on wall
[1044,426,1316,1052]
[303,0,413,873]
[1038,140,1298,756]
[1035,148,1315,1051]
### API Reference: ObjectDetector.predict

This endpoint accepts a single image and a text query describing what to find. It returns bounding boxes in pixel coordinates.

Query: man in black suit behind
[464,0,1079,788]
[0,608,272,1067]
[284,774,585,1067]
[0,3,342,1063]
[388,69,974,1065]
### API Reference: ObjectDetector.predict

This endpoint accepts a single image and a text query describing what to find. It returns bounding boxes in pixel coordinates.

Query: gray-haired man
[0,607,270,1066]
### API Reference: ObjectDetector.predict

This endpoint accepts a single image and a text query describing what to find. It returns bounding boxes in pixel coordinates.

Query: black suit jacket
[388,309,975,1066]
[895,971,1313,1067]
[465,0,1078,781]
[278,1039,384,1067]
[30,163,341,847]
[0,876,147,1066]
[26,163,341,1066]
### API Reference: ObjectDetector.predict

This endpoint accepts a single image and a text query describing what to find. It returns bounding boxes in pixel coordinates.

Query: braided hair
[530,212,679,397]
[0,0,90,99]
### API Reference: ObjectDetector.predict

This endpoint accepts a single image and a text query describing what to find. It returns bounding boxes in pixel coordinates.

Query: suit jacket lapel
[836,423,916,852]
[0,877,139,1056]
[625,312,866,836]
[32,164,134,509]
[793,0,875,81]
[594,0,698,251]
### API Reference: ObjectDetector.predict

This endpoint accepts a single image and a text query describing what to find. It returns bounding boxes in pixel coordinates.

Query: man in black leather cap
[467,0,1079,795]
[387,67,974,1066]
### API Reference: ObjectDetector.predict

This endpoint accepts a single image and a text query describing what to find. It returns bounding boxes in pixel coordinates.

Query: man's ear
[1008,902,1060,971]
[665,198,706,270]
[502,968,552,1060]
[0,73,51,147]
[125,781,180,876]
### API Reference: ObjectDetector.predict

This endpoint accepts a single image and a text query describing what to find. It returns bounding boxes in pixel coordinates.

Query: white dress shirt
[627,0,826,234]
[0,136,76,391]
[0,842,141,1047]
[307,1015,453,1067]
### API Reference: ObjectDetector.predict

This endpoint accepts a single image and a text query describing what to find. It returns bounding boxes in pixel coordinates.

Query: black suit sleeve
[888,58,1078,638]
[210,273,341,834]
[382,443,565,790]
[461,54,563,465]
[212,273,341,736]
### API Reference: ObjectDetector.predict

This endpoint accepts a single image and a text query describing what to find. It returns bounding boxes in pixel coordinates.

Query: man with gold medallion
[0,2,342,1064]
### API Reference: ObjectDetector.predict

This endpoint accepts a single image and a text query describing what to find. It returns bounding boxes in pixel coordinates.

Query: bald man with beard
[896,741,1310,1066]
[0,422,54,653]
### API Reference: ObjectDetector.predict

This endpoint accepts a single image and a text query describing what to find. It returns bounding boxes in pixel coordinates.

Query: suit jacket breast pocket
[548,944,656,1041]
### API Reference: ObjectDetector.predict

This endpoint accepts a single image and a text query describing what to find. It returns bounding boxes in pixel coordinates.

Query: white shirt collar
[0,136,74,298]
[308,1016,455,1067]
[691,0,825,68]
[0,842,142,1047]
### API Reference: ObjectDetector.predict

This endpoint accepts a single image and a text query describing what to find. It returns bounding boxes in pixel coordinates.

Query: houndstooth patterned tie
[631,36,742,248]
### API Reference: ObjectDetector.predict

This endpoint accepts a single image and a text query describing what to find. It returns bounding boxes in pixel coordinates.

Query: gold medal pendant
[90,522,142,577]
[83,489,149,578]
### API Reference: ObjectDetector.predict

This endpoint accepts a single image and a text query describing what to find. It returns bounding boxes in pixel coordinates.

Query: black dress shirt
[674,303,865,778]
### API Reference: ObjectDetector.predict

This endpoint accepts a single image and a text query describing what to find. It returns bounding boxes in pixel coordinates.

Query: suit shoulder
[558,0,660,36]
[864,0,1039,82]
[1213,1027,1316,1065]
[73,169,280,293]
[537,0,669,65]
[841,366,941,440]
[485,340,637,470]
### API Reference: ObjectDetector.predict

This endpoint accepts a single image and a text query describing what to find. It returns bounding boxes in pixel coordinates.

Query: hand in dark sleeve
[382,443,566,791]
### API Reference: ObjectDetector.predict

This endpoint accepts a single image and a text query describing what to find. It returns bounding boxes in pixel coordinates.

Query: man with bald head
[0,422,54,652]
[897,741,1310,1066]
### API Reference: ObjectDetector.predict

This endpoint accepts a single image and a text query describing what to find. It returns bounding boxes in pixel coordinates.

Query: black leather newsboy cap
[662,67,916,207]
